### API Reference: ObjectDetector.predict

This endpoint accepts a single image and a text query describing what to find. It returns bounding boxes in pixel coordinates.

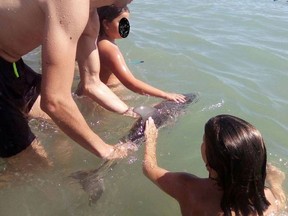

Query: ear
[205,163,211,172]
[103,19,109,30]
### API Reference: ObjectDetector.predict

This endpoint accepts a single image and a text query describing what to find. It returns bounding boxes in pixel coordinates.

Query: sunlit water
[0,0,288,215]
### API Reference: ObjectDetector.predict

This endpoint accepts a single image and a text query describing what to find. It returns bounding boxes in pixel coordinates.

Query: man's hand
[105,141,138,160]
[122,107,140,118]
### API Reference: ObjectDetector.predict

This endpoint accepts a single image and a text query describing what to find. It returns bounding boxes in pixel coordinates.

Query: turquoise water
[1,0,288,215]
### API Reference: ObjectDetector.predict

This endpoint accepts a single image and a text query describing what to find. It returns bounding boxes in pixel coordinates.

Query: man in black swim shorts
[0,57,41,157]
[0,0,135,160]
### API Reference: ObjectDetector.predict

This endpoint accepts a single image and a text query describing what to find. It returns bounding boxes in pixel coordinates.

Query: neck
[99,34,116,44]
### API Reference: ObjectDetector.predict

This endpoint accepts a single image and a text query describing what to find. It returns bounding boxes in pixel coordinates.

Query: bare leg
[28,95,51,120]
[5,139,53,172]
[0,139,53,189]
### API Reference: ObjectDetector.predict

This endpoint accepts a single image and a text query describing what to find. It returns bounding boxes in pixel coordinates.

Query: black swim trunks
[0,57,41,157]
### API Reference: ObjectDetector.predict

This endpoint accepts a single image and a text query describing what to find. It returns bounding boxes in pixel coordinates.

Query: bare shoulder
[169,173,212,199]
[175,175,223,216]
[98,39,121,60]
[41,0,90,33]
[175,172,199,186]
[180,174,219,195]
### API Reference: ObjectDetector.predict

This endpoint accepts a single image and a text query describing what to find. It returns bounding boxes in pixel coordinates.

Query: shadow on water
[69,92,199,204]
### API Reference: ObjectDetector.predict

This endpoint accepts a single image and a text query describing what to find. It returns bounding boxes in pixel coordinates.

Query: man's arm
[40,0,119,158]
[76,10,135,115]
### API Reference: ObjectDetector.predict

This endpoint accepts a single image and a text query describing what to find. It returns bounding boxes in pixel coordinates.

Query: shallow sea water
[0,0,288,215]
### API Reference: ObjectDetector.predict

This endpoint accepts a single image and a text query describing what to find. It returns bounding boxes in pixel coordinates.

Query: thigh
[5,139,53,171]
[0,100,35,158]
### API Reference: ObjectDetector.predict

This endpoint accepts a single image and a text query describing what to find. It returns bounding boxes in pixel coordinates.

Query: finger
[149,117,156,128]
[126,141,138,151]
[145,118,150,128]
[179,98,186,103]
[146,117,153,125]
[145,118,154,134]
[176,95,186,103]
[149,118,157,131]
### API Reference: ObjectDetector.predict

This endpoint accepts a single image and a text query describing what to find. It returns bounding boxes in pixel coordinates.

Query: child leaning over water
[96,5,186,103]
[143,115,286,216]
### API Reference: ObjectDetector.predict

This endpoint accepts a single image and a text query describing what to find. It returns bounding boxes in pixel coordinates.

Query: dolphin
[70,92,199,204]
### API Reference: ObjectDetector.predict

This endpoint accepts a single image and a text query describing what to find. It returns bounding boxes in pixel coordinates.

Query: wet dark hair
[204,114,270,216]
[97,5,130,36]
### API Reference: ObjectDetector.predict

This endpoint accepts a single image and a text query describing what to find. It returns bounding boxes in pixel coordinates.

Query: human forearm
[143,117,166,181]
[143,136,158,180]
[76,32,135,116]
[39,1,122,158]
[123,78,186,103]
[41,95,113,158]
[124,78,167,99]
[79,79,129,114]
[143,118,182,200]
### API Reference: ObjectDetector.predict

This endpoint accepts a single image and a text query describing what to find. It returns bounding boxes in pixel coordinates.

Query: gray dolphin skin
[122,92,199,145]
[70,92,199,204]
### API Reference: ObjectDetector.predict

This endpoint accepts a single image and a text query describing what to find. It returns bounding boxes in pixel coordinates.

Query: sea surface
[0,0,288,215]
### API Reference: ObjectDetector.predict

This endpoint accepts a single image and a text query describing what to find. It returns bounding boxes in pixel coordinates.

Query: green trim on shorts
[12,62,19,78]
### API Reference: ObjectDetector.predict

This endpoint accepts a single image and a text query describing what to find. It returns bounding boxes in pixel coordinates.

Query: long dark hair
[204,115,270,216]
[97,6,130,36]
